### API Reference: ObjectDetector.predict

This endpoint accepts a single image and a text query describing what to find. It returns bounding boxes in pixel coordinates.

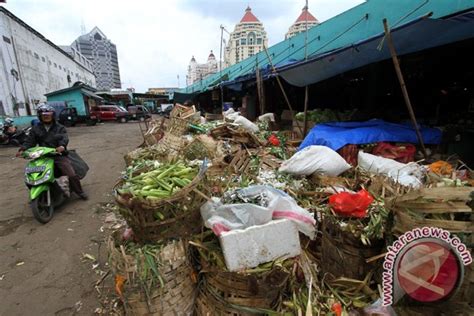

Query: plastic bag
[67,150,89,179]
[372,142,416,163]
[200,185,316,238]
[258,113,275,122]
[329,189,373,218]
[233,116,259,133]
[358,151,424,188]
[279,145,351,176]
[56,175,70,197]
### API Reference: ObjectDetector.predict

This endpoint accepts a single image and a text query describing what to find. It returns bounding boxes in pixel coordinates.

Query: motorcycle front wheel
[31,191,54,224]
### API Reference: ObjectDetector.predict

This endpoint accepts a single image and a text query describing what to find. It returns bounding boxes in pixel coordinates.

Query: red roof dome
[295,6,318,23]
[240,6,260,23]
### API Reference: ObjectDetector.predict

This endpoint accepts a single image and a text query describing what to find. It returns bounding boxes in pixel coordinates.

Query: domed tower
[224,6,268,68]
[286,5,319,39]
[207,50,218,73]
[187,56,197,86]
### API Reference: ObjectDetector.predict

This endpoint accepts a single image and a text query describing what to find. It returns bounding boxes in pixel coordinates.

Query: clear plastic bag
[200,185,316,238]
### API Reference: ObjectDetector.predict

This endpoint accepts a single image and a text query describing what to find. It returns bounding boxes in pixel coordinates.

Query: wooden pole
[303,0,310,137]
[383,19,428,158]
[262,45,304,136]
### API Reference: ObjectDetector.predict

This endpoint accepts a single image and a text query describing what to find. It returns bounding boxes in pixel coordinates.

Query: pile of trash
[104,105,473,315]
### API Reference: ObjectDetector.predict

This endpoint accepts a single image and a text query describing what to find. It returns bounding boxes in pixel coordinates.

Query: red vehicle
[91,105,130,123]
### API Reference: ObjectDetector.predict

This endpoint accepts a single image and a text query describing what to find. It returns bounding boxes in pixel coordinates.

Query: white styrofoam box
[219,219,301,272]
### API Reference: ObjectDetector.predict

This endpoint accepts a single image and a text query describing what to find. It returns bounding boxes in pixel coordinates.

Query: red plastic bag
[268,134,280,146]
[329,189,374,218]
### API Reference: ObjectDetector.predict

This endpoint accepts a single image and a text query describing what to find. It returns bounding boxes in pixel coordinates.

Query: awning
[279,11,474,87]
[80,89,103,100]
[173,91,199,103]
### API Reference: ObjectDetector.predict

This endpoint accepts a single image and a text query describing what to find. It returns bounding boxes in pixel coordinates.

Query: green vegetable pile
[295,108,355,123]
[118,161,198,200]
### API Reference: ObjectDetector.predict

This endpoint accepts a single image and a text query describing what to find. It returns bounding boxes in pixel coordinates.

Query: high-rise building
[286,6,319,39]
[186,51,218,85]
[224,6,268,68]
[71,27,121,91]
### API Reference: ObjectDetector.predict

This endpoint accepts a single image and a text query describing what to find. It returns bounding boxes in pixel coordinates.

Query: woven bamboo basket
[107,235,196,315]
[114,161,209,243]
[321,217,385,280]
[281,130,302,147]
[195,267,290,315]
[392,187,473,243]
[167,117,189,136]
[392,187,473,306]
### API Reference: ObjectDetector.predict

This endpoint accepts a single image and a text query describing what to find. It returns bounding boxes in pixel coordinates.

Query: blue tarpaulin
[299,120,442,151]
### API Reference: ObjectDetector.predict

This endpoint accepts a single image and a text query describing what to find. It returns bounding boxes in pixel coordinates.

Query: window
[59,65,62,69]
[241,38,246,45]
[2,36,11,44]
[48,60,51,65]
[34,53,39,59]
[41,57,46,62]
[257,38,262,44]
[54,63,57,68]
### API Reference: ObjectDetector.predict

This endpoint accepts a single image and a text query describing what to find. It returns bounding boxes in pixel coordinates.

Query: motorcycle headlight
[25,169,52,185]
[28,150,43,159]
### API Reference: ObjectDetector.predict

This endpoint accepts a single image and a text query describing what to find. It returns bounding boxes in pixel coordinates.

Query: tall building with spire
[186,51,218,85]
[285,6,319,39]
[224,6,268,68]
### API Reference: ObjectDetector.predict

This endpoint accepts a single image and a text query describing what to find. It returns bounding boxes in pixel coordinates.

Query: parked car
[157,104,173,118]
[127,105,152,121]
[58,107,97,126]
[91,105,130,123]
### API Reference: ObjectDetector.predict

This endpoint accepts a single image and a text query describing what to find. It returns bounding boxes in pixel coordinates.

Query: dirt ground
[0,121,144,316]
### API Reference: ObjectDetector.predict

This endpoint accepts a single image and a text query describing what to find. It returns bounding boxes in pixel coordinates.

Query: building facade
[0,7,96,116]
[224,6,268,68]
[186,51,218,86]
[285,6,319,39]
[71,27,121,91]
[147,87,179,98]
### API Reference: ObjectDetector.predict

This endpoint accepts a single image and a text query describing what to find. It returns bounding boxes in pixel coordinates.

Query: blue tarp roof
[180,0,474,94]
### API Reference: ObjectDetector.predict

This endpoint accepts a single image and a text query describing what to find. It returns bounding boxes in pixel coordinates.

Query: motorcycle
[22,146,69,223]
[0,122,30,146]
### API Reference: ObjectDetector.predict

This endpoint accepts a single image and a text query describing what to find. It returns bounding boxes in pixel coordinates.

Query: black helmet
[36,104,55,120]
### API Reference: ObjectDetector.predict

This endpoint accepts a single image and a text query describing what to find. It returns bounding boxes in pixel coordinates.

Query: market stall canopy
[279,10,474,87]
[178,0,474,95]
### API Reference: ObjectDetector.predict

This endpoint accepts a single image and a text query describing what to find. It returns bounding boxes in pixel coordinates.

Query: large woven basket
[114,161,209,243]
[107,235,196,315]
[167,117,189,136]
[195,267,290,315]
[321,217,384,280]
[392,187,473,306]
[392,187,473,243]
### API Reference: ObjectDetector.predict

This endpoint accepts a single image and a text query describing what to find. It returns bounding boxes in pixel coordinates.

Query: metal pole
[303,0,310,136]
[383,19,428,158]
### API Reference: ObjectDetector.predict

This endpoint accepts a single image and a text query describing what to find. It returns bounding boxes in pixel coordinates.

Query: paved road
[0,121,143,315]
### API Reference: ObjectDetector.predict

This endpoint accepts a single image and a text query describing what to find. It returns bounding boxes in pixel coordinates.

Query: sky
[3,0,365,92]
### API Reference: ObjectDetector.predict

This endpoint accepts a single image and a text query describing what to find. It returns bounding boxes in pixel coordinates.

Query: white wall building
[0,7,95,116]
[186,51,218,86]
[286,6,319,39]
[224,6,268,68]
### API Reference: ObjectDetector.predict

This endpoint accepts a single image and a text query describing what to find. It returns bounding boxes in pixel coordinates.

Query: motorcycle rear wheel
[31,191,54,224]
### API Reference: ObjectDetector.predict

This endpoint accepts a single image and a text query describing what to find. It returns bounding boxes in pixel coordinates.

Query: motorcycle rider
[16,104,88,200]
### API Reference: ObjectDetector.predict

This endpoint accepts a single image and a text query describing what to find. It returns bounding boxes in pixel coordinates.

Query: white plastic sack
[233,116,259,133]
[200,116,207,124]
[279,145,351,177]
[200,185,316,238]
[258,113,275,122]
[358,151,424,188]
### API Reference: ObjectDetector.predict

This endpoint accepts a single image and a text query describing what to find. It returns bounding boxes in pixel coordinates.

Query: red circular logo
[396,240,461,303]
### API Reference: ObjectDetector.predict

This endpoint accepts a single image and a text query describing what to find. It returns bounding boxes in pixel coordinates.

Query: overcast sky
[4,0,364,92]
